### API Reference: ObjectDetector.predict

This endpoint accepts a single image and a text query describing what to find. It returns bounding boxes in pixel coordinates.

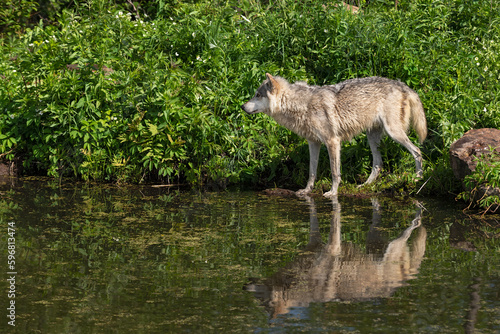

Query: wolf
[241,73,427,198]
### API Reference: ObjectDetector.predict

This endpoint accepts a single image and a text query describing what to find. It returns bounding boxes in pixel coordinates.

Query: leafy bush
[0,0,74,36]
[458,150,500,213]
[1,0,499,194]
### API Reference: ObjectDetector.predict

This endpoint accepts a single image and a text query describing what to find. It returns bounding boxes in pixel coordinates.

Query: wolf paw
[323,191,338,199]
[296,189,312,197]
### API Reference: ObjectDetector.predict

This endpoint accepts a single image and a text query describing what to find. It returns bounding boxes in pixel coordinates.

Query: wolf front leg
[296,140,321,197]
[323,137,341,198]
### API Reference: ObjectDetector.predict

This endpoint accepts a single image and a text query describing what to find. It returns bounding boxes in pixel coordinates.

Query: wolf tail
[408,92,427,144]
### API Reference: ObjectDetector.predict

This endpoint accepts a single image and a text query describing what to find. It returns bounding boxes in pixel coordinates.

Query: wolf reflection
[245,197,427,318]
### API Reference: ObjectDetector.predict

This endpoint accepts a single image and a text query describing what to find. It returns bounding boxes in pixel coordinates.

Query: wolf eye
[255,92,261,98]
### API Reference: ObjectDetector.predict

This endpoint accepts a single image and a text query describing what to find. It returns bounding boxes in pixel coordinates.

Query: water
[0,178,499,333]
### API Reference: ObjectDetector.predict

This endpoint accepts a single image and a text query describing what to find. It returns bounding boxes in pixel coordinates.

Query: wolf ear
[265,73,280,93]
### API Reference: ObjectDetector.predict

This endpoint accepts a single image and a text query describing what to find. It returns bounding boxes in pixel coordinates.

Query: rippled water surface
[0,178,499,333]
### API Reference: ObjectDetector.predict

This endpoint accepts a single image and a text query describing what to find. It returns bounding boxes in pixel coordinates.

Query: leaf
[148,123,159,136]
[76,97,85,109]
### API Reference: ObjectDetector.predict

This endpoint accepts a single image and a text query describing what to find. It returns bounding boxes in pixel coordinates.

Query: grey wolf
[241,73,427,197]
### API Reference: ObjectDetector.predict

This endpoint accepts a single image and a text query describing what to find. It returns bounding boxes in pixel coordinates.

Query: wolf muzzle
[241,103,253,114]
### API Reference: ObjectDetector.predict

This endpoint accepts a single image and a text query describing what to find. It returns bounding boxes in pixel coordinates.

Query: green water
[0,178,499,333]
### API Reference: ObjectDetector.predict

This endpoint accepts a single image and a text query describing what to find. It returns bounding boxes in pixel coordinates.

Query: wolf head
[241,73,283,115]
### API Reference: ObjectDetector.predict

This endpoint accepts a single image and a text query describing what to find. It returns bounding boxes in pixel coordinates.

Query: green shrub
[1,0,499,194]
[458,150,500,213]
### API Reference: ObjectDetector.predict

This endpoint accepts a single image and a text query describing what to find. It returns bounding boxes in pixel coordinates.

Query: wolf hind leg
[361,127,384,186]
[384,126,423,178]
[296,140,321,197]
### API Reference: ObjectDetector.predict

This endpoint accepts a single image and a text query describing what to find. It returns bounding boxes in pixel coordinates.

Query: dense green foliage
[1,0,499,194]
[458,150,500,213]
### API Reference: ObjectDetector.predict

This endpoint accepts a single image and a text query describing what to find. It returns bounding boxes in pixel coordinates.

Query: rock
[262,188,297,197]
[323,2,360,13]
[450,128,500,212]
[450,128,500,180]
[0,159,20,176]
[471,186,500,213]
[0,162,10,176]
